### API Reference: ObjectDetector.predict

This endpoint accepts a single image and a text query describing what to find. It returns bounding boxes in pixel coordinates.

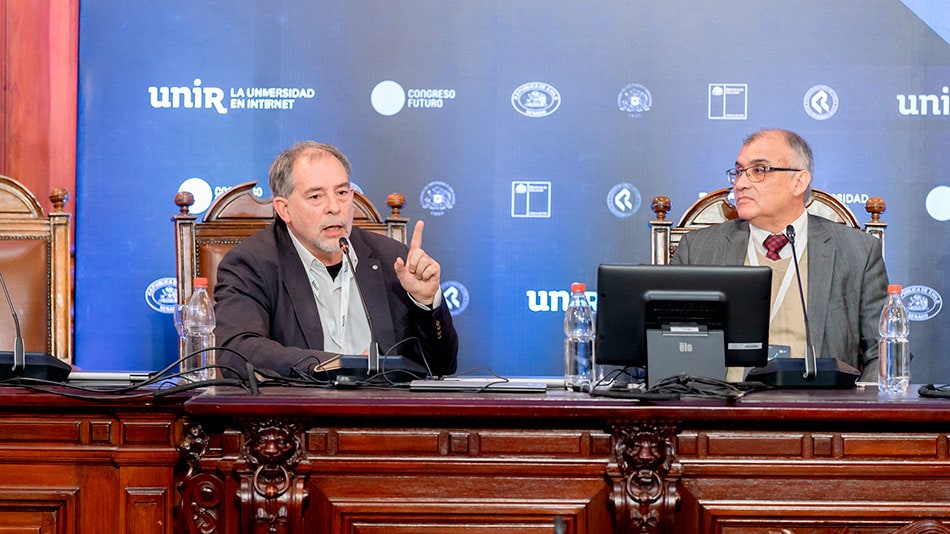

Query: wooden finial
[49,188,69,211]
[175,191,195,215]
[651,196,671,221]
[865,196,886,223]
[387,193,406,217]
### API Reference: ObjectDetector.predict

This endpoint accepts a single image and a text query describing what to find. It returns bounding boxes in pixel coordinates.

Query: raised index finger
[409,220,425,251]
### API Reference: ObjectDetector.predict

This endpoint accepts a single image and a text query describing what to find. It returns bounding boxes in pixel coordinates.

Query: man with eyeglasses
[672,129,888,382]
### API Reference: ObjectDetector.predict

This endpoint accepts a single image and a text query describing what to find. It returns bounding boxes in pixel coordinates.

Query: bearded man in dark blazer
[673,129,887,382]
[214,141,458,379]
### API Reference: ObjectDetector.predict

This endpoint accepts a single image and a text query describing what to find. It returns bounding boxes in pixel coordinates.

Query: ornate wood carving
[241,419,309,534]
[891,520,950,534]
[177,422,224,534]
[608,423,682,533]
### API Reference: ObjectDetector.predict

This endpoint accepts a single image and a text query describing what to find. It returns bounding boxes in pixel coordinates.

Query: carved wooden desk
[3,385,950,533]
[0,387,185,533]
[179,386,950,534]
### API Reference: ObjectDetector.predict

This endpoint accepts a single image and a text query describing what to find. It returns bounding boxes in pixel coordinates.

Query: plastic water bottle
[878,284,909,394]
[564,282,594,391]
[182,277,216,382]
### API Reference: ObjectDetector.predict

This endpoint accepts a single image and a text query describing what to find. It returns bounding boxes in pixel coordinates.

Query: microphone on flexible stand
[339,237,380,374]
[745,224,859,388]
[785,225,817,380]
[0,271,71,381]
[0,272,25,372]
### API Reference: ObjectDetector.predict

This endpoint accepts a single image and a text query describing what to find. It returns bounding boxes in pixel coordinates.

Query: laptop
[409,376,558,393]
[67,370,154,386]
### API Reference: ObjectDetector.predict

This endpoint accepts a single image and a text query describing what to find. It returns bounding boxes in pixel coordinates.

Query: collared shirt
[287,231,372,355]
[727,210,812,381]
[750,209,811,357]
[748,209,809,261]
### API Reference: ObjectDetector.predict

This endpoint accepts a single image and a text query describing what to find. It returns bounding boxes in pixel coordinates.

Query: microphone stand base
[0,351,71,382]
[746,358,859,389]
[367,342,380,375]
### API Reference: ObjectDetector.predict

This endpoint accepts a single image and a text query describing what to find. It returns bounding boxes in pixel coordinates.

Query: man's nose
[325,194,341,213]
[733,170,752,188]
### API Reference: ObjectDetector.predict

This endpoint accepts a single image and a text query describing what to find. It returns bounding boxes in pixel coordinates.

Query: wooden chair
[0,175,72,363]
[172,181,409,304]
[649,187,887,264]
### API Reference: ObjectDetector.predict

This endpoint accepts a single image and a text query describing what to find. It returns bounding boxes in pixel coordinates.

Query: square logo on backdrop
[511,181,551,218]
[708,83,748,120]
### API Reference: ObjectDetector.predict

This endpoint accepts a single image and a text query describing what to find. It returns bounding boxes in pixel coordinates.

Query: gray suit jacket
[672,215,888,381]
[213,221,458,378]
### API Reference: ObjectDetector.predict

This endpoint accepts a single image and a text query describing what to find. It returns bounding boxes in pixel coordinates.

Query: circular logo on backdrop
[617,83,652,117]
[441,280,470,316]
[511,82,561,117]
[371,80,406,116]
[902,285,943,321]
[145,277,178,314]
[179,178,214,214]
[607,182,642,218]
[420,181,456,215]
[925,185,950,222]
[804,84,839,120]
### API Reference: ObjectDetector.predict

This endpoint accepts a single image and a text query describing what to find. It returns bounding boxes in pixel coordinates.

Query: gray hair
[743,129,814,176]
[268,141,351,198]
[743,129,813,202]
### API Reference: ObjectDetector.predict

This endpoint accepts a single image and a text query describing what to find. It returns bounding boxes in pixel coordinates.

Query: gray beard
[313,236,341,254]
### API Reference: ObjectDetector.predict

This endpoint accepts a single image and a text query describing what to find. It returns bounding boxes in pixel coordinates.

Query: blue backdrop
[77,0,949,381]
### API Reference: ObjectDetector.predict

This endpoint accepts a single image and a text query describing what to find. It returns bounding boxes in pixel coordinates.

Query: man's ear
[794,170,812,197]
[273,196,291,223]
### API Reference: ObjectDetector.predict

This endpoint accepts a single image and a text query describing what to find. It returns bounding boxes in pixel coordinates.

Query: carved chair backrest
[0,175,72,362]
[172,181,408,303]
[649,187,887,264]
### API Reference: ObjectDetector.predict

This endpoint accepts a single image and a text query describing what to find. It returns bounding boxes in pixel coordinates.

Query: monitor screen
[595,264,773,369]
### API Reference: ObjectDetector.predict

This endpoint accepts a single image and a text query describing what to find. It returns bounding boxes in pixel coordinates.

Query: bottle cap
[571,282,586,293]
[194,277,209,289]
[887,284,902,294]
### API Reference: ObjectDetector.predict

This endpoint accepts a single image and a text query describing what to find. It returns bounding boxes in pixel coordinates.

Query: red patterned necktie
[763,233,789,261]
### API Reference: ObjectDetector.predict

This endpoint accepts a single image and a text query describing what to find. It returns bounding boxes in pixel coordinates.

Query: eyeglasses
[726,165,802,184]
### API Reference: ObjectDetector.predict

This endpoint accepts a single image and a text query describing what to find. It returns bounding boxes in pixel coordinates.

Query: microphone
[745,223,860,388]
[0,271,70,382]
[339,237,380,374]
[785,224,816,379]
[0,272,25,372]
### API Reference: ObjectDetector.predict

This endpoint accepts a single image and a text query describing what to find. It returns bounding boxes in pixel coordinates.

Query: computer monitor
[595,264,773,374]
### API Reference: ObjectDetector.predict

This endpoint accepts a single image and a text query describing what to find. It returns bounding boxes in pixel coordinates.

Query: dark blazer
[672,215,888,381]
[213,220,458,378]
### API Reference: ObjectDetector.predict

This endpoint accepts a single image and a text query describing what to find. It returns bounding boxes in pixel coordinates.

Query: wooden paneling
[6,386,950,532]
[0,0,78,214]
[0,390,183,533]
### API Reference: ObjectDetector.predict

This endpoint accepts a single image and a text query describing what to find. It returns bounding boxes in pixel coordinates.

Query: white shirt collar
[748,210,809,260]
